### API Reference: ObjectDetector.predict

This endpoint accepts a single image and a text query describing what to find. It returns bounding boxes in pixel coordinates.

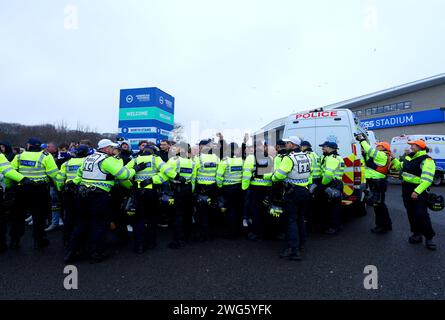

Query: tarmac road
[1,184,444,300]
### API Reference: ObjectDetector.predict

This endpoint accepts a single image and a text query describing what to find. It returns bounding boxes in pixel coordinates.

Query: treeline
[0,122,116,147]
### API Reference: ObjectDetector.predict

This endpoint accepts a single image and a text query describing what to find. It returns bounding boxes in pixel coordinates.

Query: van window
[286,125,352,157]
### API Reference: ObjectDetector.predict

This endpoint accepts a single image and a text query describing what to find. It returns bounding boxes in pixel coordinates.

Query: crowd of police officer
[0,132,441,263]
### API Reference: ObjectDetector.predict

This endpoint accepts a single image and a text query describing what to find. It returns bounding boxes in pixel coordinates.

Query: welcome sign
[118,87,175,149]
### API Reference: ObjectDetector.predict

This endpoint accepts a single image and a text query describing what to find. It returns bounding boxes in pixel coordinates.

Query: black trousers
[194,184,218,239]
[110,186,129,244]
[402,183,435,239]
[61,191,79,246]
[11,183,51,243]
[245,185,271,238]
[68,190,112,255]
[283,185,310,249]
[318,185,342,231]
[170,183,193,242]
[368,178,392,229]
[134,188,159,248]
[221,184,244,238]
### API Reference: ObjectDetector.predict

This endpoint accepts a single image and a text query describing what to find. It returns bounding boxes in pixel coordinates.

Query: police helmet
[428,193,445,212]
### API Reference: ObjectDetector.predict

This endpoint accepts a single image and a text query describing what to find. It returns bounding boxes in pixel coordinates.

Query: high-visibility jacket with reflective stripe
[0,153,24,189]
[216,156,244,187]
[306,151,321,180]
[274,154,285,171]
[74,152,135,192]
[192,153,219,185]
[360,141,388,179]
[56,157,85,190]
[11,150,58,183]
[126,155,175,189]
[167,156,195,184]
[242,154,273,190]
[320,153,344,186]
[391,150,435,194]
[272,151,312,187]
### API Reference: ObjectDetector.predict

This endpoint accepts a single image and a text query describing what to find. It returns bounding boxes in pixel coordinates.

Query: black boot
[408,234,423,244]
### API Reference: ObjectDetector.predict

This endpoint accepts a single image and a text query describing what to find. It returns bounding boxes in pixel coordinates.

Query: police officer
[126,144,176,253]
[10,138,59,249]
[192,139,220,241]
[274,140,287,169]
[391,139,437,250]
[300,140,322,231]
[65,139,137,263]
[216,142,244,239]
[55,145,89,247]
[166,142,195,248]
[318,141,345,235]
[356,134,393,234]
[272,136,311,261]
[242,141,274,241]
[0,153,33,253]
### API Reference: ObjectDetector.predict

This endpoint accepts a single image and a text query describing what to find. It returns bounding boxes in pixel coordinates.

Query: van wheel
[433,172,443,186]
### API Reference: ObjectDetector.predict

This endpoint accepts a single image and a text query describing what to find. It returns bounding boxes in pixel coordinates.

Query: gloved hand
[173,174,187,184]
[355,134,366,142]
[134,162,147,172]
[20,177,36,186]
[64,180,76,192]
[139,177,153,188]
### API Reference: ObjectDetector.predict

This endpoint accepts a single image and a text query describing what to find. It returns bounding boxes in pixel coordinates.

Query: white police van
[256,108,372,206]
[390,134,445,186]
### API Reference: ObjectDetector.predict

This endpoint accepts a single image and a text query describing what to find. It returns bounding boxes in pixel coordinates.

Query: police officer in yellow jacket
[319,141,344,235]
[65,139,137,263]
[300,140,322,231]
[0,153,34,253]
[356,134,393,234]
[55,145,89,247]
[391,139,437,250]
[216,142,244,239]
[166,142,195,248]
[126,144,176,253]
[11,138,59,249]
[242,141,274,241]
[272,136,311,261]
[192,139,220,241]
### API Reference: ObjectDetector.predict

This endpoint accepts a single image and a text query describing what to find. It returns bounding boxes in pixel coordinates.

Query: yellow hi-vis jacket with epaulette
[73,152,135,192]
[11,150,59,183]
[126,154,175,189]
[216,156,244,187]
[55,157,85,191]
[167,156,195,189]
[192,153,220,185]
[391,150,435,194]
[0,153,25,189]
[306,151,321,180]
[360,141,389,180]
[273,154,285,171]
[272,151,312,187]
[320,153,344,186]
[242,154,274,190]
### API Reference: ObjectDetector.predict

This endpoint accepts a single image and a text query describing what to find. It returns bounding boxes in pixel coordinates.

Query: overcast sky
[1,0,445,143]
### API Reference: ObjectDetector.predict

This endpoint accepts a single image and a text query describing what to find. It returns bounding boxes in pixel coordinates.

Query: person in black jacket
[0,141,15,162]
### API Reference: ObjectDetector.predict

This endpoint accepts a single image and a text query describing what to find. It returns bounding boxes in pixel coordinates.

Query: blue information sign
[361,109,445,130]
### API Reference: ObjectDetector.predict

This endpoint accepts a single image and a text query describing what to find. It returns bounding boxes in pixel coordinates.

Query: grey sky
[1,0,445,143]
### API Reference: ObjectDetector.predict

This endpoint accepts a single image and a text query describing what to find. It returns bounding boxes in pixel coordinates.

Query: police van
[390,134,445,186]
[255,108,371,206]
